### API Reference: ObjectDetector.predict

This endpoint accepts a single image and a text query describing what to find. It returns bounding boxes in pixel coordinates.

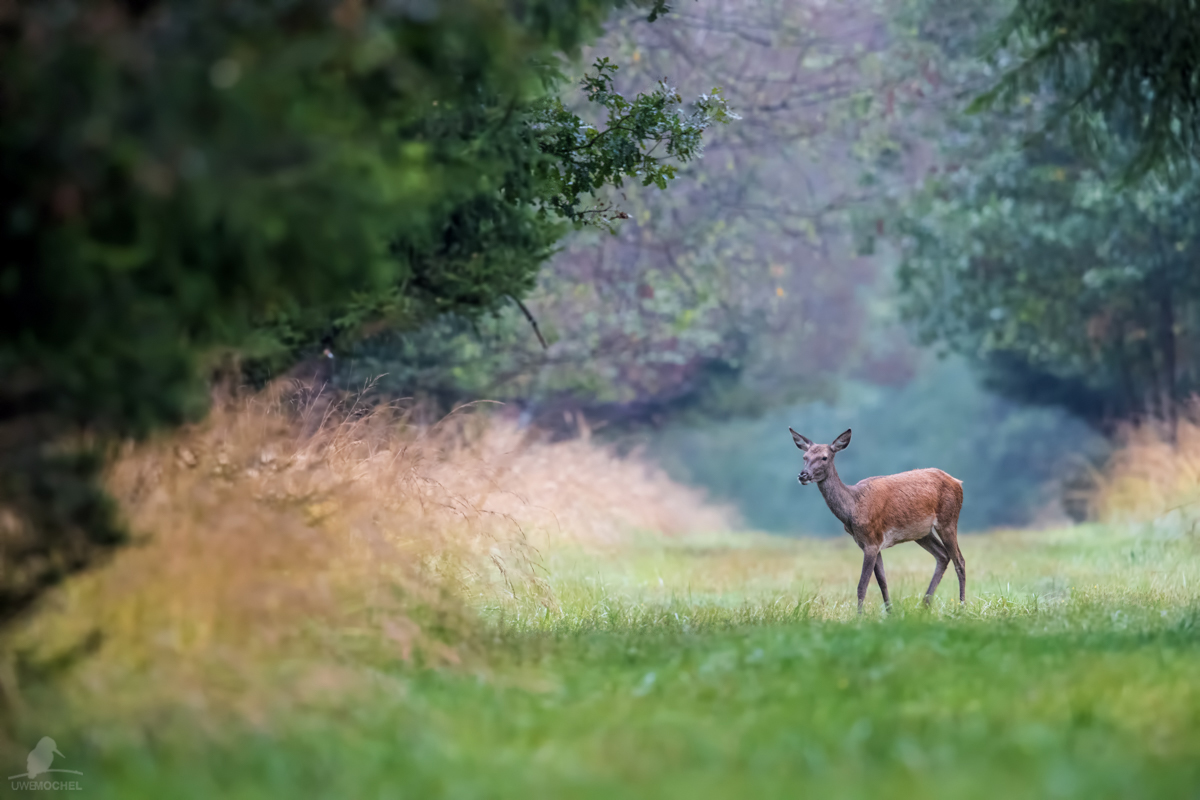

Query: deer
[789,428,965,613]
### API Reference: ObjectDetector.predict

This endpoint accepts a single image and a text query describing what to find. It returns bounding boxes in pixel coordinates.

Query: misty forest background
[6,0,1200,620]
[332,0,1124,535]
[329,0,1197,536]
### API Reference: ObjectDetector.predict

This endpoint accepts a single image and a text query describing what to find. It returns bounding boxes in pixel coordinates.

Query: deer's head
[790,428,851,485]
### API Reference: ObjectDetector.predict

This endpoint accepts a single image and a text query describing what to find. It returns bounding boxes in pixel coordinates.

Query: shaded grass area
[10,526,1200,799]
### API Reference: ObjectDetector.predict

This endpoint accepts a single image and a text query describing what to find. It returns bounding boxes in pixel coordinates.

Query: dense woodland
[5,0,1200,618]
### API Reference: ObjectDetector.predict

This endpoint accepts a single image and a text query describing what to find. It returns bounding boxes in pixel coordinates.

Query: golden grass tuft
[1091,403,1200,524]
[7,389,733,719]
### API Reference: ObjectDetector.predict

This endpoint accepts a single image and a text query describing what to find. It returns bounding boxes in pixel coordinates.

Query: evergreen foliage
[975,0,1200,177]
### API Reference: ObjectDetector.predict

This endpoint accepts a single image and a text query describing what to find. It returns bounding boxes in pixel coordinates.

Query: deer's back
[852,469,963,546]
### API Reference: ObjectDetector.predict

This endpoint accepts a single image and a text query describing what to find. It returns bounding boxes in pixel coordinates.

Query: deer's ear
[831,428,852,452]
[789,427,813,452]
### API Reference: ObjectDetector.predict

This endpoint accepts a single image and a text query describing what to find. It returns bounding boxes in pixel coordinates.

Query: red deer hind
[790,428,965,612]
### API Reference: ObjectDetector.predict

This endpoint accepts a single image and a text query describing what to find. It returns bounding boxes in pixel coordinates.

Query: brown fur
[790,427,965,612]
[855,470,963,546]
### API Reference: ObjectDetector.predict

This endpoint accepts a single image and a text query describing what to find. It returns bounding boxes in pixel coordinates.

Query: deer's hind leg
[944,525,966,603]
[915,534,950,604]
[935,513,966,603]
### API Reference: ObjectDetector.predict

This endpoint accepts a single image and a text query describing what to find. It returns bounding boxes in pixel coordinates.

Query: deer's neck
[818,462,858,526]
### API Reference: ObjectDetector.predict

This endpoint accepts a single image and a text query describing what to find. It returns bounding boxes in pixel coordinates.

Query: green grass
[10,524,1200,799]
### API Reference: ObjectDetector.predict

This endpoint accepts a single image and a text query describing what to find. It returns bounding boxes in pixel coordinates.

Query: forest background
[6,0,1200,619]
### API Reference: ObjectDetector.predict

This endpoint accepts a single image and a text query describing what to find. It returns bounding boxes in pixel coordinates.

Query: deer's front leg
[873,552,891,610]
[857,546,879,614]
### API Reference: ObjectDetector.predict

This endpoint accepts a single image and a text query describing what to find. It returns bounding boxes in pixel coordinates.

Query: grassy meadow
[5,404,1200,799]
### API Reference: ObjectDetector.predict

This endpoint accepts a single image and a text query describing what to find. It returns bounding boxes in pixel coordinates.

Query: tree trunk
[1158,289,1178,443]
[1115,333,1139,424]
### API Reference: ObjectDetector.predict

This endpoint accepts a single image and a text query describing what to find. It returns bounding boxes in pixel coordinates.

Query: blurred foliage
[343,0,931,429]
[649,358,1104,534]
[3,0,627,433]
[0,0,728,621]
[866,0,1200,430]
[974,0,1200,179]
[895,136,1200,429]
[252,46,734,382]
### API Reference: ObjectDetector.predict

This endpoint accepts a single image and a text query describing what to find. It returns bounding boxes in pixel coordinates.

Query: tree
[0,0,729,622]
[342,0,933,431]
[870,0,1200,433]
[249,52,734,380]
[974,0,1200,177]
[894,134,1200,432]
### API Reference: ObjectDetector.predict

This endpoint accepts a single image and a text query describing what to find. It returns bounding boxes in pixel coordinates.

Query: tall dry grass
[1092,403,1200,524]
[6,389,732,720]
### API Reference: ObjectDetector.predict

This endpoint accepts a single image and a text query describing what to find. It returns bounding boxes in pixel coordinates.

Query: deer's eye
[820,457,827,462]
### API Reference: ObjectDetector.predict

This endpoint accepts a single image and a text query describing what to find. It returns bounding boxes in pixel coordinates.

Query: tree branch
[510,295,549,349]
